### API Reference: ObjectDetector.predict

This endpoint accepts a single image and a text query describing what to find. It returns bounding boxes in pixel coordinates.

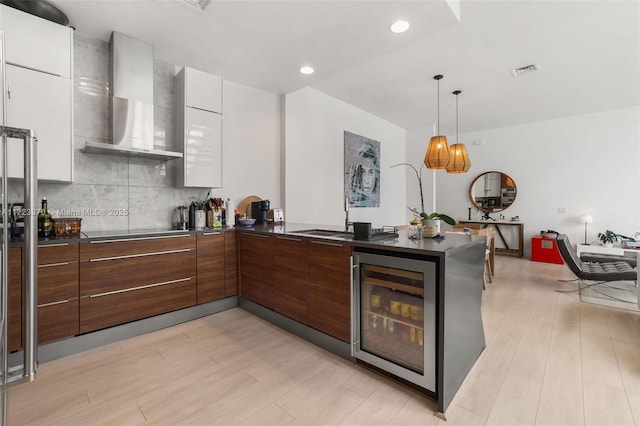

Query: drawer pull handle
[245,233,269,238]
[89,248,192,262]
[87,277,193,298]
[89,234,191,244]
[38,261,70,268]
[276,236,302,242]
[310,240,344,247]
[38,299,71,308]
[40,243,69,248]
[202,232,222,236]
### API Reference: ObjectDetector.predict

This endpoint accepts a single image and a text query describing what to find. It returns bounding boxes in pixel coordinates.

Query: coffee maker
[251,200,270,225]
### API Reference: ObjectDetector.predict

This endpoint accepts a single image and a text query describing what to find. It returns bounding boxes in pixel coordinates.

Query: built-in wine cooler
[352,250,436,392]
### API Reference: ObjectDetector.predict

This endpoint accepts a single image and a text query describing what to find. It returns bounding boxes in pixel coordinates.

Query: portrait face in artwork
[345,136,380,207]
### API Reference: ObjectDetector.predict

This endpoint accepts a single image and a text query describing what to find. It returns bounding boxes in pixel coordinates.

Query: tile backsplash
[9,32,206,232]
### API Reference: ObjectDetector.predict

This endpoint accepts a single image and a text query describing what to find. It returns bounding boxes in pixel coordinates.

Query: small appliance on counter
[175,206,188,230]
[268,208,284,224]
[251,200,270,224]
[353,222,398,241]
[9,203,25,237]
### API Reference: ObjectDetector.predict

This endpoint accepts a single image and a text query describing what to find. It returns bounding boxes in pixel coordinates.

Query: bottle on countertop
[38,197,53,237]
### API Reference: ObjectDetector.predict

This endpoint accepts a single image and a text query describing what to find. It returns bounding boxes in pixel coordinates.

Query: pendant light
[446,90,471,174]
[424,74,451,169]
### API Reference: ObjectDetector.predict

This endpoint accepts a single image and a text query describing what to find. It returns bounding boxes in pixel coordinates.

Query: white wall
[407,106,640,256]
[208,80,281,212]
[284,87,406,228]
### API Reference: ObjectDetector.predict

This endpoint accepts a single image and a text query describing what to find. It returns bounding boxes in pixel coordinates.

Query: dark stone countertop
[6,222,485,256]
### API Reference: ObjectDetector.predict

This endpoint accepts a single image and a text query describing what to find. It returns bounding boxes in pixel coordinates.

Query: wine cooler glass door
[353,251,436,392]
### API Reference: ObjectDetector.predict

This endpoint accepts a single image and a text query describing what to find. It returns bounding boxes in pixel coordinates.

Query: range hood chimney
[82,31,182,160]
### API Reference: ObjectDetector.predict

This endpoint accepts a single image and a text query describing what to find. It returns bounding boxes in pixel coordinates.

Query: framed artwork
[344,131,380,207]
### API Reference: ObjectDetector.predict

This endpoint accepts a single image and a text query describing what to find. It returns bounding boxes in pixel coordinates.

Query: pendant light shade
[446,90,471,174]
[424,75,451,170]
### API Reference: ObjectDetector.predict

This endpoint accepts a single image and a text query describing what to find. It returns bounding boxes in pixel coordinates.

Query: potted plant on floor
[391,162,456,237]
[597,230,618,248]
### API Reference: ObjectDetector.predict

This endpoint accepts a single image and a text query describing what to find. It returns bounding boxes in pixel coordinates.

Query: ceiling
[49,0,640,134]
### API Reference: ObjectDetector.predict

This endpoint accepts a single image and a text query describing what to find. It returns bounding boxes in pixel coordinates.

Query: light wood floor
[7,256,640,425]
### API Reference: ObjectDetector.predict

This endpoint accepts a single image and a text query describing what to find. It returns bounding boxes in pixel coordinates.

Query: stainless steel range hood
[82,32,182,160]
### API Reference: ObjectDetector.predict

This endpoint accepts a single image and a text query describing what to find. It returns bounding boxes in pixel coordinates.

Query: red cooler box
[531,236,564,264]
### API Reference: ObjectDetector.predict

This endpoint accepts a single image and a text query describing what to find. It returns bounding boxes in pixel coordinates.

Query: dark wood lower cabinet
[197,232,225,303]
[80,280,196,333]
[239,233,274,309]
[37,243,79,344]
[307,241,352,342]
[79,235,197,333]
[274,236,307,324]
[38,300,79,344]
[224,232,238,297]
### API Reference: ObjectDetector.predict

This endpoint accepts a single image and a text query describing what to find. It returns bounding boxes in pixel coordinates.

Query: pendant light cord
[437,78,440,135]
[433,74,443,136]
[453,89,461,143]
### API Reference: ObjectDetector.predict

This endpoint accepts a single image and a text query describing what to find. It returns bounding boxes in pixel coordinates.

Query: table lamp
[581,214,593,244]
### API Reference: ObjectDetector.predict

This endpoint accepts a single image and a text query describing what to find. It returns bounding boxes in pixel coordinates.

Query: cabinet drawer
[80,249,195,297]
[79,280,196,333]
[39,243,78,265]
[38,299,78,344]
[38,261,78,305]
[80,235,196,260]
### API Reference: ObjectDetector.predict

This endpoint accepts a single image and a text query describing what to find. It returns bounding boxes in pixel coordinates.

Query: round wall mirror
[469,171,517,213]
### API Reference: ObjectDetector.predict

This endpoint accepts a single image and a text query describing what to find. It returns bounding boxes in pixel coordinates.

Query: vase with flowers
[391,162,456,236]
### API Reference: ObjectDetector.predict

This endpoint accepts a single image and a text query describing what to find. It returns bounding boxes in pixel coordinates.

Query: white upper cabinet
[183,107,222,188]
[176,66,223,188]
[183,66,222,113]
[1,65,72,180]
[0,4,72,77]
[0,5,73,182]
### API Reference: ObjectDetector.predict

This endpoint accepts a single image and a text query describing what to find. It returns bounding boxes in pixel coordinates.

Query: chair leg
[485,259,493,283]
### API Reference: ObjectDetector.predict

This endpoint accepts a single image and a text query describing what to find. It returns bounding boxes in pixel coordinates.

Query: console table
[458,220,524,258]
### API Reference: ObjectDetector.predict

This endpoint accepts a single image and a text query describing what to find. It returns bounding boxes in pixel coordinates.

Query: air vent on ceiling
[510,63,541,77]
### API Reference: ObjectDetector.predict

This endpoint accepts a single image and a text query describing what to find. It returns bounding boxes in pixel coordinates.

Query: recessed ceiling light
[510,63,541,77]
[390,20,410,33]
[300,66,314,75]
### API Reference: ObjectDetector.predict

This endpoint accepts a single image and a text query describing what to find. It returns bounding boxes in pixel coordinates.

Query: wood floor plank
[535,348,584,426]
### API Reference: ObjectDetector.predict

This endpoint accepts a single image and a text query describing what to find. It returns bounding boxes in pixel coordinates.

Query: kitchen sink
[293,229,354,237]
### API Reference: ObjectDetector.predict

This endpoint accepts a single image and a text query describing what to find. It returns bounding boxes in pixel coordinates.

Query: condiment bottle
[38,197,53,237]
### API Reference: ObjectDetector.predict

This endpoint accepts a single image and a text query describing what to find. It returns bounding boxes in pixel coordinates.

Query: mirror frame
[469,171,517,213]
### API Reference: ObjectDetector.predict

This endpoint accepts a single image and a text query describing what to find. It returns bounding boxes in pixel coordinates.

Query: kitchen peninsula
[7,224,486,418]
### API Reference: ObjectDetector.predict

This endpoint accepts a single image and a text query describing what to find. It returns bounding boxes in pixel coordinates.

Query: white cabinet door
[183,107,222,188]
[1,65,72,181]
[184,67,222,113]
[0,5,72,77]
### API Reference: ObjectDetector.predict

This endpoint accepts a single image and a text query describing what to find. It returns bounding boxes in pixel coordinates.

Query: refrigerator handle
[22,128,38,381]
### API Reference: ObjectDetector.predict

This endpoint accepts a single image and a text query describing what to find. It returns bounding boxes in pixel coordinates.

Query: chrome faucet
[345,192,352,231]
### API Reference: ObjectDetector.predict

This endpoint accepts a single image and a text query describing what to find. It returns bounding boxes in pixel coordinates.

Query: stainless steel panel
[111,96,153,151]
[110,32,153,104]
